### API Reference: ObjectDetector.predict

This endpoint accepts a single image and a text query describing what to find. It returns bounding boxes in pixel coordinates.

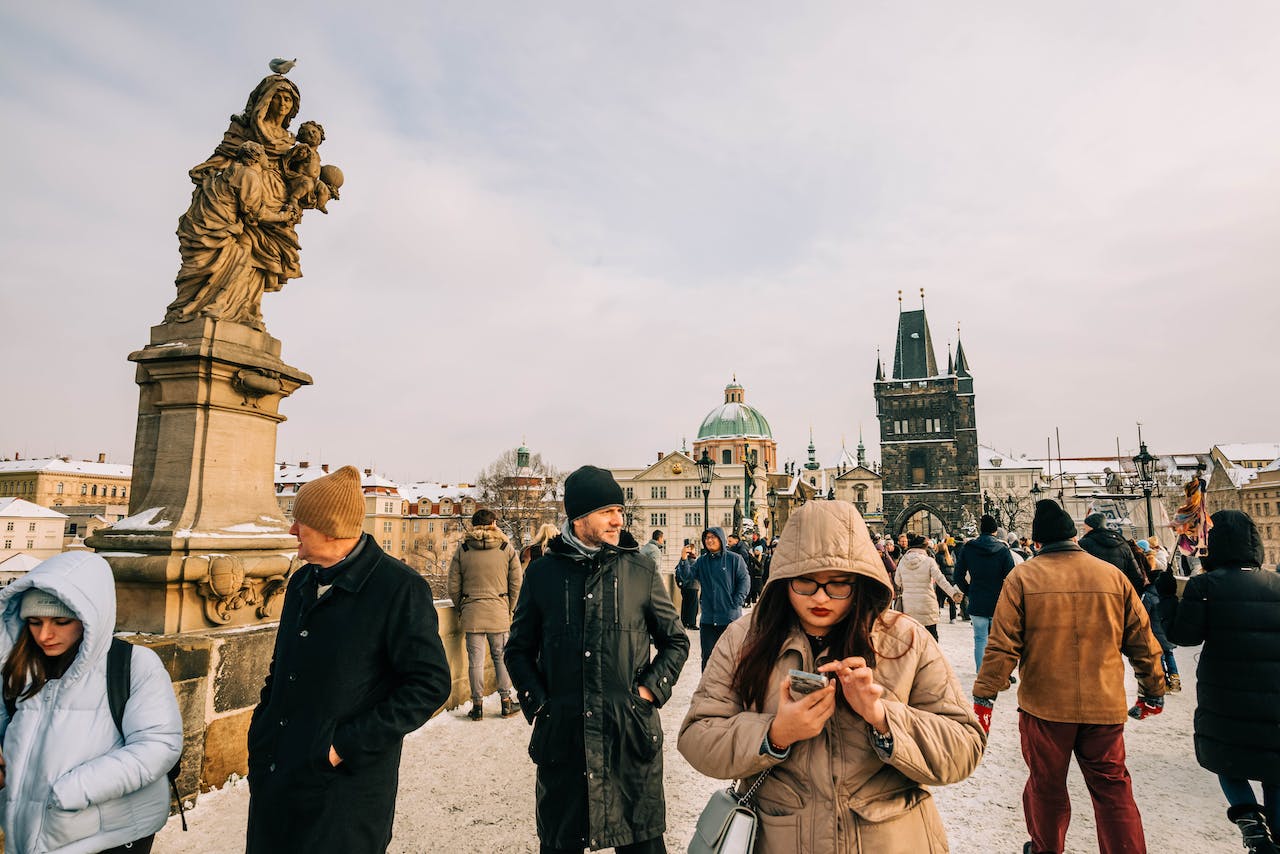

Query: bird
[269,58,296,74]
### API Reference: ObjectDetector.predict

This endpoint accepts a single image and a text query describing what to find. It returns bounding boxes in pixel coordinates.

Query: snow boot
[468,701,484,721]
[1167,673,1182,693]
[501,697,521,718]
[1228,804,1280,853]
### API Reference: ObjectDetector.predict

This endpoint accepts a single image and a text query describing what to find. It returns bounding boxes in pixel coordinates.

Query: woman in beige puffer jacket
[894,537,962,638]
[678,501,984,853]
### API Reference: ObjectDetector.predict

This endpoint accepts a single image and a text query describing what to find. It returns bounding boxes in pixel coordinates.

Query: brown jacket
[678,502,985,853]
[447,525,522,633]
[973,541,1164,724]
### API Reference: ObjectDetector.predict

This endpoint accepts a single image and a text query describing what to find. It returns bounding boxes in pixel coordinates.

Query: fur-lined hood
[463,523,510,550]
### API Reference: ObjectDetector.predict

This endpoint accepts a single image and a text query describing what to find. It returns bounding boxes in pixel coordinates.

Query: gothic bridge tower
[873,293,980,536]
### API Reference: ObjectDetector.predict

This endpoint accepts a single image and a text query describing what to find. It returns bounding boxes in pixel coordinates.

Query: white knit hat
[19,589,76,620]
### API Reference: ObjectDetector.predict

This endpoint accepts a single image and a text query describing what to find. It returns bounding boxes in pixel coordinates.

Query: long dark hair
[3,626,80,707]
[731,575,899,711]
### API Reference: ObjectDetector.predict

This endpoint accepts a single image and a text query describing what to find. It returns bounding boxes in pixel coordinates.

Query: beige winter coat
[447,525,522,633]
[678,502,985,853]
[894,550,961,627]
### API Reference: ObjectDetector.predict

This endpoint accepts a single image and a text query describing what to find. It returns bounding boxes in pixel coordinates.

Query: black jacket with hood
[953,534,1016,618]
[1079,526,1145,593]
[1165,510,1280,784]
[504,529,689,850]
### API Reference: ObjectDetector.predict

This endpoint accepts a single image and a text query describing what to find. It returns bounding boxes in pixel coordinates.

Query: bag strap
[106,637,133,737]
[735,768,773,807]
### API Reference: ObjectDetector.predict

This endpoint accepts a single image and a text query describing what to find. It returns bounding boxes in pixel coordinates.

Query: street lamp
[1030,480,1042,498]
[696,449,715,533]
[1132,426,1156,538]
[766,486,778,535]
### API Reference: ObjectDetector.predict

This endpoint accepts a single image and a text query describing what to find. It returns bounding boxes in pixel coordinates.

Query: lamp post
[1003,494,1018,532]
[766,486,778,536]
[1132,426,1156,538]
[696,449,715,534]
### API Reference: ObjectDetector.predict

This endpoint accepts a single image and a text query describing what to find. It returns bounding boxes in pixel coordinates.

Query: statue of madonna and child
[166,62,343,332]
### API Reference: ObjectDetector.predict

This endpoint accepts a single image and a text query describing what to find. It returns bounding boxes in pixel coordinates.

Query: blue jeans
[972,615,991,672]
[1220,775,1279,830]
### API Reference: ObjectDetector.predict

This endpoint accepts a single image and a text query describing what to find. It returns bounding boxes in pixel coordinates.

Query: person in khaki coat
[448,508,523,720]
[973,499,1165,854]
[678,501,985,853]
[894,535,962,639]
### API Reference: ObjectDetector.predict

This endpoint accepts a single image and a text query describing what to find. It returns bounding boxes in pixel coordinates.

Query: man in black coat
[1164,510,1280,850]
[505,465,689,853]
[953,513,1017,674]
[246,466,452,854]
[1079,512,1145,593]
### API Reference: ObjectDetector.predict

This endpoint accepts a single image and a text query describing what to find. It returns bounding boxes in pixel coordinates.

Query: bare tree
[476,448,562,554]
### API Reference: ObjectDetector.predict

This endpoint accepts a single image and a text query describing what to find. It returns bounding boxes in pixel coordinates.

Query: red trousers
[1019,712,1146,854]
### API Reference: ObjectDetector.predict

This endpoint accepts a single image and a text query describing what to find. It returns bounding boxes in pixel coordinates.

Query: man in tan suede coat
[974,499,1164,854]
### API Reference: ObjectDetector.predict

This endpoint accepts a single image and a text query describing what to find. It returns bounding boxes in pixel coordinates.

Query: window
[625,487,634,500]
[649,513,667,526]
[650,486,667,499]
[441,502,452,516]
[81,484,88,495]
[428,522,436,533]
[383,501,394,514]
[4,523,11,532]
[110,486,117,497]
[685,512,702,527]
[68,523,78,536]
[1006,476,1015,488]
[121,487,126,498]
[91,485,98,497]
[383,539,392,550]
[2,540,9,549]
[722,449,732,465]
[56,483,64,495]
[723,513,733,526]
[27,523,35,532]
[413,522,420,532]
[910,450,928,485]
[25,540,32,549]
[684,485,698,499]
[383,521,392,532]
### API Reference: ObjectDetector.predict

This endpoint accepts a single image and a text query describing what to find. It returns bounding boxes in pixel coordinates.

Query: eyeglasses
[789,577,854,600]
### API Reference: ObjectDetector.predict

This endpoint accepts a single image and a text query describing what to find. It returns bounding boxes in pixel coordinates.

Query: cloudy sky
[2,2,1277,483]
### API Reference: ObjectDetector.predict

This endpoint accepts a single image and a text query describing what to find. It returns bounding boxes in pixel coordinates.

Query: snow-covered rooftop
[0,457,131,478]
[274,464,400,492]
[398,482,480,505]
[1215,443,1280,464]
[979,445,1043,470]
[0,553,43,573]
[0,498,68,519]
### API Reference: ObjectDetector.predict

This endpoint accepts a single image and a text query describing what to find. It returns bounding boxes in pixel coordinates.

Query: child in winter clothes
[1138,565,1180,693]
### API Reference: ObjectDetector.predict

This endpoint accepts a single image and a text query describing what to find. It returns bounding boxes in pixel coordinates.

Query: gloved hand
[1154,569,1177,598]
[1128,695,1164,720]
[973,696,995,734]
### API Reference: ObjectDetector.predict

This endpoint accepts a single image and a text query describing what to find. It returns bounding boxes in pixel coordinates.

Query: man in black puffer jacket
[1164,510,1280,852]
[953,514,1016,674]
[505,465,689,853]
[1079,513,1145,593]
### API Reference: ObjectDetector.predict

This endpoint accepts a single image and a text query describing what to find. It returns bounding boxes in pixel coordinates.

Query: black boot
[500,697,521,718]
[1228,805,1280,854]
[468,701,484,721]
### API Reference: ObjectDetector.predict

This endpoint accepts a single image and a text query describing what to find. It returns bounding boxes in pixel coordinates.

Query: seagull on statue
[269,58,296,74]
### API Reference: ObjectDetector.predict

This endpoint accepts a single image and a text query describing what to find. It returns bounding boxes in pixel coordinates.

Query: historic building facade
[691,379,778,472]
[0,455,132,509]
[873,304,980,536]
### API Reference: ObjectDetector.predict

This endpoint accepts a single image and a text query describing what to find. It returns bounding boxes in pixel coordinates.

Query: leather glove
[1128,695,1164,720]
[973,696,995,734]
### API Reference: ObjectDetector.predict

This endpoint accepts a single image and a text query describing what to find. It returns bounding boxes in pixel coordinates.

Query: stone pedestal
[88,318,311,633]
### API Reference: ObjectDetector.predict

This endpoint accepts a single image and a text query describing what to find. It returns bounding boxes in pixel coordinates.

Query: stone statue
[166,62,341,331]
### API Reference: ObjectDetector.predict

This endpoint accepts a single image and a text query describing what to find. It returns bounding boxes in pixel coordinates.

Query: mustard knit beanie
[293,465,365,538]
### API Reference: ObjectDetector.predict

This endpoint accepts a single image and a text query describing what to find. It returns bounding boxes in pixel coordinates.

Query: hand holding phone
[787,669,830,696]
[768,670,836,751]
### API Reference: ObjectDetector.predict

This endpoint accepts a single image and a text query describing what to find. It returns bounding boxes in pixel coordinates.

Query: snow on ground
[154,618,1240,852]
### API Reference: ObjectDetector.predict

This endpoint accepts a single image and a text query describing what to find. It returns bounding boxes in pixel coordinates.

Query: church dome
[696,381,773,440]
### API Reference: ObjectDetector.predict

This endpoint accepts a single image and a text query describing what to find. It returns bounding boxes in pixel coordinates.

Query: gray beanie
[19,589,76,620]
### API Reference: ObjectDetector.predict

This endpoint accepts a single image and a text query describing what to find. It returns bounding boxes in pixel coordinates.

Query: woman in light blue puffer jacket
[0,552,182,854]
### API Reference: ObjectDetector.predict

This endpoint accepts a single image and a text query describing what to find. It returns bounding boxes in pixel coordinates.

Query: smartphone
[787,669,829,696]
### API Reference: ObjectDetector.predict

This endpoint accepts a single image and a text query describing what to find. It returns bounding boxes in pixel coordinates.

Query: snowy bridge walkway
[155,621,1239,852]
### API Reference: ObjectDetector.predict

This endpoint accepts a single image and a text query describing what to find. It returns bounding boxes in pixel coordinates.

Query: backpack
[4,637,188,831]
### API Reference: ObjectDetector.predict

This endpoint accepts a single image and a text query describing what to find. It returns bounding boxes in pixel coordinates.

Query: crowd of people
[0,463,1275,853]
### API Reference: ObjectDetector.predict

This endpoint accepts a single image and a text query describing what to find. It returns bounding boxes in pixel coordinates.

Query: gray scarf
[561,518,601,558]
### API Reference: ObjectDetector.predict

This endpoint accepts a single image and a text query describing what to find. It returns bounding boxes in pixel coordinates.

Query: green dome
[697,403,773,440]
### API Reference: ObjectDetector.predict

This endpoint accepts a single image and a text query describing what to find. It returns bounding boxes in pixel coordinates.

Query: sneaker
[501,698,521,718]
[1167,673,1182,693]
[468,702,483,721]
[1228,805,1280,854]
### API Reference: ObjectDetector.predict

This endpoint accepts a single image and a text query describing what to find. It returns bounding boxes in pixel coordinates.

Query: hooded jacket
[895,550,961,628]
[504,529,689,850]
[1165,510,1280,784]
[0,553,182,854]
[447,524,523,633]
[952,534,1015,618]
[679,502,985,853]
[1078,526,1145,593]
[676,528,749,625]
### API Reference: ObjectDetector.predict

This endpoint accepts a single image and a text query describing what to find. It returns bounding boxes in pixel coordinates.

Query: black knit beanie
[564,465,625,521]
[1032,499,1077,544]
[980,514,998,534]
[1083,512,1107,532]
